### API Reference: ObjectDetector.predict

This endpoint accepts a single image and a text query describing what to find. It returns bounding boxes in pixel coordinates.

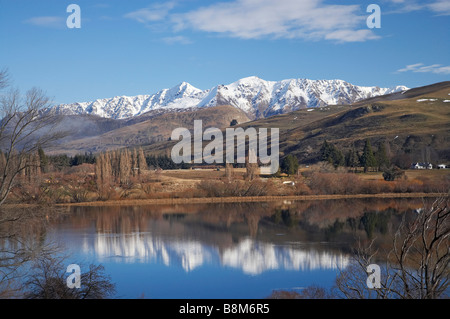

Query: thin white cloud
[398,63,450,74]
[170,0,377,42]
[428,0,450,15]
[162,35,193,45]
[325,29,379,42]
[24,16,65,28]
[124,2,176,23]
[384,0,450,15]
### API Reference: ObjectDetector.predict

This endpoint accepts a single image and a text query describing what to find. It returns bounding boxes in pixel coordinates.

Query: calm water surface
[45,199,425,298]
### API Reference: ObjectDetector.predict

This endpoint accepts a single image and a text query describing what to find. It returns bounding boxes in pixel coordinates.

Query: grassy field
[163,167,247,180]
[162,166,450,181]
[356,168,450,181]
[159,166,450,194]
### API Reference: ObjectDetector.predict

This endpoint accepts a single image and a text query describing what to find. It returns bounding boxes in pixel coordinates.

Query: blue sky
[0,0,449,104]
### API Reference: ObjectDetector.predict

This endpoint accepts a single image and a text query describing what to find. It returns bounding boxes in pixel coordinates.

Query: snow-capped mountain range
[50,76,408,120]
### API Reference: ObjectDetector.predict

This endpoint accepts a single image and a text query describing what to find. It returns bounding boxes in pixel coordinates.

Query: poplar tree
[225,163,234,182]
[119,149,131,185]
[138,148,147,173]
[95,152,113,198]
[132,148,138,177]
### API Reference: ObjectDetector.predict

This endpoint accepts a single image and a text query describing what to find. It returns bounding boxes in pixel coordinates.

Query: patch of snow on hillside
[417,99,437,102]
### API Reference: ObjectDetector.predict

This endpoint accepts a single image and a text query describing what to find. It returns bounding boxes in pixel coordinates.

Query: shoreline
[51,192,445,207]
[2,193,446,209]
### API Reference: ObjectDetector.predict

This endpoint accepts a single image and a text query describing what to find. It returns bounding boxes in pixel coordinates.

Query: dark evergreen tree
[345,147,359,172]
[320,140,344,168]
[330,146,345,168]
[70,152,96,166]
[375,142,390,171]
[48,154,71,170]
[360,139,377,173]
[281,154,299,176]
[320,140,331,162]
[145,154,188,170]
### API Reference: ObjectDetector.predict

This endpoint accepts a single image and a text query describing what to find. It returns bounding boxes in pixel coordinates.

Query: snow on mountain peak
[49,77,408,120]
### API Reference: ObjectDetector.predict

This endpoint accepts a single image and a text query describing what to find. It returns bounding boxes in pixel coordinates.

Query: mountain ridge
[47,76,408,120]
[44,81,450,161]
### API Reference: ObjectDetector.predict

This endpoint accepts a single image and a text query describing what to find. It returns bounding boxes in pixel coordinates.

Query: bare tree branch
[0,71,66,206]
[336,195,449,299]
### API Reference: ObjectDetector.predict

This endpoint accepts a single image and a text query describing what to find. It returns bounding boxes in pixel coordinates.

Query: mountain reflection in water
[86,233,349,274]
[44,198,428,297]
[58,198,427,275]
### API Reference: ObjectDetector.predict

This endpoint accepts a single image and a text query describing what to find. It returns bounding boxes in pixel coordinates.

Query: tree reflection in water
[0,206,116,298]
[3,197,442,298]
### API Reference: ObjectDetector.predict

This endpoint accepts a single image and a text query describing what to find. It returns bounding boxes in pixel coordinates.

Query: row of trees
[146,154,189,170]
[39,149,96,172]
[0,151,42,185]
[278,139,400,179]
[95,148,147,193]
[321,139,390,173]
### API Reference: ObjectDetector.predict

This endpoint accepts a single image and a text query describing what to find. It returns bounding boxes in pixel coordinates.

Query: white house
[438,164,447,169]
[411,162,433,170]
[412,163,425,169]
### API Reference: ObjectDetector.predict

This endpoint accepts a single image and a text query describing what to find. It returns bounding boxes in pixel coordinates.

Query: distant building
[411,162,433,170]
[437,164,448,169]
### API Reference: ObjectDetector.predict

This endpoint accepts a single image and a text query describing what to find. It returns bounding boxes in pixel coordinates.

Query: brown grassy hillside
[47,105,250,155]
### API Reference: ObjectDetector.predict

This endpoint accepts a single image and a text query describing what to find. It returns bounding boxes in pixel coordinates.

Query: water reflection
[56,198,428,277]
[89,233,215,272]
[86,233,349,274]
[221,239,348,275]
[3,198,433,298]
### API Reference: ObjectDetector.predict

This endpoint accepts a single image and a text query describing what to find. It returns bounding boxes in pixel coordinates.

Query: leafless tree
[0,207,62,298]
[336,195,449,299]
[268,286,331,299]
[137,147,147,173]
[0,69,65,205]
[390,195,449,298]
[24,256,116,299]
[225,163,234,182]
[245,159,258,181]
[0,69,10,91]
[0,206,115,299]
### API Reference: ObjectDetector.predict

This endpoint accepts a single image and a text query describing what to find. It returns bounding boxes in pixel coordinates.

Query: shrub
[382,166,405,181]
[197,179,275,197]
[307,172,364,195]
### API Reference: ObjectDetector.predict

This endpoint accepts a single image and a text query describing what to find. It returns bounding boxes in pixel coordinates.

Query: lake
[35,198,427,299]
